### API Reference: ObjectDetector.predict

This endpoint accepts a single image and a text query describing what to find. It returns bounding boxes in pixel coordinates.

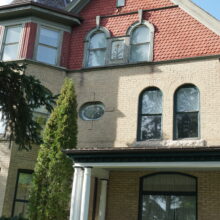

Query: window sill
[132,139,206,148]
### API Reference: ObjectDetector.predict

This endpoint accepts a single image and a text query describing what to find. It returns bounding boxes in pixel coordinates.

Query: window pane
[36,45,57,65]
[143,174,196,192]
[16,173,32,200]
[140,116,161,140]
[88,49,106,67]
[13,202,28,218]
[0,111,6,134]
[2,44,19,61]
[176,112,198,138]
[90,33,106,49]
[39,27,59,47]
[80,103,105,120]
[117,0,125,7]
[131,26,150,44]
[131,44,149,62]
[176,87,199,112]
[142,89,162,114]
[142,195,196,220]
[5,26,22,44]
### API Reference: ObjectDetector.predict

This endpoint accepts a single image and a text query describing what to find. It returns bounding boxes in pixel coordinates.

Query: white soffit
[171,0,220,36]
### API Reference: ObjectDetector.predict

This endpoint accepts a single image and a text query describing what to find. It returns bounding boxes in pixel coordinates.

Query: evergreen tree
[0,61,56,150]
[28,79,77,220]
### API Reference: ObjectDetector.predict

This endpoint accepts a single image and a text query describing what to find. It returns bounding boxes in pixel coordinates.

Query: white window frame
[34,24,63,66]
[0,24,24,61]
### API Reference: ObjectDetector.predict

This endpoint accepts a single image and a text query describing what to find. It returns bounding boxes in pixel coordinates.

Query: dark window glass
[140,173,197,220]
[138,88,162,141]
[174,85,199,139]
[12,170,33,218]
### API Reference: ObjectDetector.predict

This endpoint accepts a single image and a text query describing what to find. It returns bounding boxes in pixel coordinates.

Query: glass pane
[88,49,106,67]
[5,26,22,44]
[176,113,198,138]
[16,173,33,200]
[176,87,199,112]
[2,44,19,61]
[143,174,196,192]
[90,32,106,49]
[80,103,105,120]
[142,195,196,220]
[36,45,57,65]
[39,27,59,47]
[0,111,6,134]
[117,0,125,7]
[142,89,162,114]
[140,116,161,140]
[131,44,149,62]
[131,26,150,44]
[14,202,28,218]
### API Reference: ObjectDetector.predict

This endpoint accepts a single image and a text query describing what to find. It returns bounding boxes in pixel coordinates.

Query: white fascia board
[75,161,220,169]
[171,0,220,36]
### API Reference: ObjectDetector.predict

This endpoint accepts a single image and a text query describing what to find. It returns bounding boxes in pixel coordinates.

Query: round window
[80,102,105,120]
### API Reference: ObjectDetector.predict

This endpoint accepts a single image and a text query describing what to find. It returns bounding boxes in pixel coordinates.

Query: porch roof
[64,146,220,163]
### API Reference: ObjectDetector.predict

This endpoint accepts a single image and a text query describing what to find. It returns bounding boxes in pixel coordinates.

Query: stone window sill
[132,139,206,148]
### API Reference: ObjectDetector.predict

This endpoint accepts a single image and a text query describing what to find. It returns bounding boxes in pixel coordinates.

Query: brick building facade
[0,0,220,219]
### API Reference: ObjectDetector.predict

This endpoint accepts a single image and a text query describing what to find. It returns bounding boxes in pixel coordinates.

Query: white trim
[171,0,220,36]
[74,161,220,169]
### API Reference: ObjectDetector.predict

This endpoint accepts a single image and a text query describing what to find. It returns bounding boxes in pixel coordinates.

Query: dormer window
[130,26,150,62]
[36,26,60,65]
[88,32,107,67]
[2,25,22,61]
[117,0,125,7]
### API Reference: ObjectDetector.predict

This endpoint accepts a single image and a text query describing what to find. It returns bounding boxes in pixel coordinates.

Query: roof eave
[63,147,220,163]
[0,3,81,26]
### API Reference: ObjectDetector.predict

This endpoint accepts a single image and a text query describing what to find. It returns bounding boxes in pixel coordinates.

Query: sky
[192,0,220,20]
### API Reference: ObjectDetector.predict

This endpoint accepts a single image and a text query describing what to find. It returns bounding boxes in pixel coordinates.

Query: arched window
[174,84,199,139]
[87,31,107,67]
[140,173,197,220]
[138,87,162,141]
[130,24,152,62]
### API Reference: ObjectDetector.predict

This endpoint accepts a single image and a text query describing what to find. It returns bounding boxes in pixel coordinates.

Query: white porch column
[80,167,92,220]
[69,167,84,220]
[98,179,108,220]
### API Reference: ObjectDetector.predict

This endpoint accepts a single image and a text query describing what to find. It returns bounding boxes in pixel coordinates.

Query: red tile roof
[67,0,220,69]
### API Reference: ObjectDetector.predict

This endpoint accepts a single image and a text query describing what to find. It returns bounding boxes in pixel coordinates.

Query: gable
[68,0,220,69]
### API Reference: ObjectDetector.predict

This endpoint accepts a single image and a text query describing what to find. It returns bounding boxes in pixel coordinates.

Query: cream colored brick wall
[0,62,66,217]
[106,171,220,220]
[0,141,11,216]
[69,58,220,148]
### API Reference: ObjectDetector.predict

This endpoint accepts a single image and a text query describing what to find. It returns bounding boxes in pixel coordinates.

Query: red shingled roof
[67,0,220,69]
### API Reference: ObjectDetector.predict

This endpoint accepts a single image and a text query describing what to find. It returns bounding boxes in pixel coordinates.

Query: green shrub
[28,79,78,220]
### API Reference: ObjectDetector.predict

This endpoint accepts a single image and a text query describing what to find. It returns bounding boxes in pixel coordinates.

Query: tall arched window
[138,87,162,141]
[174,84,199,139]
[87,31,107,67]
[140,173,197,220]
[130,25,152,62]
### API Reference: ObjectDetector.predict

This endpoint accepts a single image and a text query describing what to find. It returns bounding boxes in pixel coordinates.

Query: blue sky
[192,0,220,20]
